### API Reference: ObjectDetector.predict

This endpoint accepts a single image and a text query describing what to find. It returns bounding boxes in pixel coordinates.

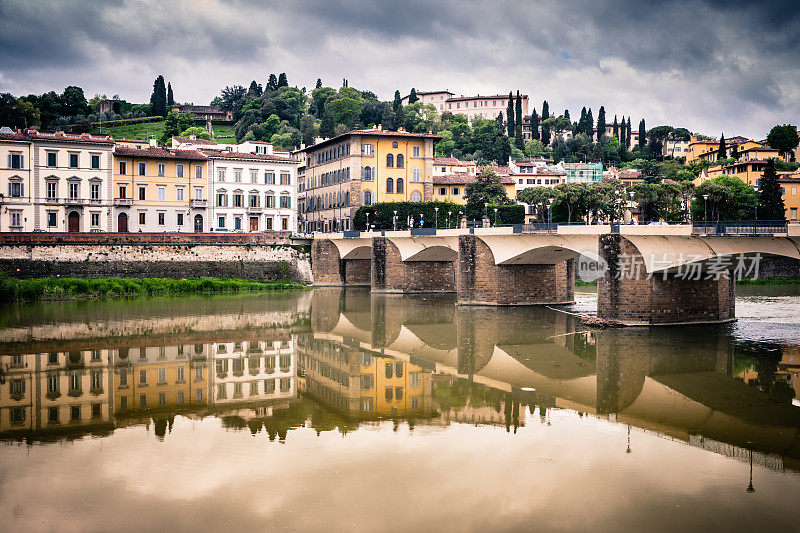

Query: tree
[61,85,90,116]
[758,159,786,220]
[619,116,626,148]
[392,90,404,130]
[612,116,619,140]
[319,110,335,138]
[766,124,799,161]
[506,91,515,137]
[149,76,168,116]
[517,186,558,222]
[540,100,550,145]
[626,117,632,149]
[514,91,523,149]
[180,126,211,140]
[586,108,593,139]
[247,80,262,99]
[464,168,512,215]
[717,133,727,160]
[266,74,278,91]
[408,88,418,104]
[530,109,539,141]
[300,114,316,146]
[578,107,588,136]
[167,83,174,107]
[596,106,606,143]
[160,110,193,144]
[638,119,646,148]
[315,78,322,89]
[730,143,739,160]
[277,73,288,88]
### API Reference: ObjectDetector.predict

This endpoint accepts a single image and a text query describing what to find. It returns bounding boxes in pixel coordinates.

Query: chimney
[149,138,157,147]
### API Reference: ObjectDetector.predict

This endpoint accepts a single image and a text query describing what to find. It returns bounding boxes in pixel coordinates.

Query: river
[0,286,798,532]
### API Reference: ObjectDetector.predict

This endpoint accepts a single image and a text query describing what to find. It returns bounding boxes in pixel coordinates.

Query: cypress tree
[717,133,727,160]
[408,88,418,103]
[626,117,632,148]
[393,90,404,130]
[266,74,278,91]
[612,115,619,140]
[514,91,523,149]
[315,78,322,89]
[758,159,786,220]
[731,143,740,160]
[530,109,540,141]
[540,100,551,145]
[167,82,174,107]
[596,106,606,142]
[506,92,515,137]
[586,108,593,139]
[638,119,646,148]
[564,109,570,120]
[320,110,335,138]
[579,107,587,135]
[277,73,288,88]
[150,75,167,116]
[619,116,626,146]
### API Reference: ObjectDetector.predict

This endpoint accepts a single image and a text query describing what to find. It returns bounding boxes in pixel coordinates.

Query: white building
[210,339,296,404]
[401,90,454,112]
[28,130,115,232]
[203,146,298,232]
[0,129,33,231]
[509,160,566,193]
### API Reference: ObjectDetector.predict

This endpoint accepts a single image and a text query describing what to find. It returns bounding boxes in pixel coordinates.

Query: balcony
[247,205,262,213]
[45,197,62,205]
[114,197,133,206]
[64,197,85,206]
[0,195,28,204]
[190,199,207,208]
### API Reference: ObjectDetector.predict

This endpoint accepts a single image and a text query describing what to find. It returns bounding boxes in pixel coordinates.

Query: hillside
[91,121,236,144]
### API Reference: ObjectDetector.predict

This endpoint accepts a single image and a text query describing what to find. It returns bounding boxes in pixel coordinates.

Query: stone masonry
[311,238,370,286]
[371,237,456,293]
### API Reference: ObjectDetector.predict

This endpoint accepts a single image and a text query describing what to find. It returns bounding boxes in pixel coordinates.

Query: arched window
[412,167,421,182]
[411,191,422,202]
[386,177,394,194]
[396,178,404,194]
[386,153,394,168]
[363,191,373,206]
[392,141,398,148]
[362,166,372,180]
[396,154,404,168]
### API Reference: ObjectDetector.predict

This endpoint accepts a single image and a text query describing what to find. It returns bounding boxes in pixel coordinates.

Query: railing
[114,197,132,206]
[692,220,788,235]
[190,199,207,208]
[512,223,558,234]
[64,198,85,206]
[342,230,361,238]
[410,227,437,236]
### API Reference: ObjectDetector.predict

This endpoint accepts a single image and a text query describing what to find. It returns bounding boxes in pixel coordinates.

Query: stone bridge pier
[371,235,459,293]
[311,236,371,286]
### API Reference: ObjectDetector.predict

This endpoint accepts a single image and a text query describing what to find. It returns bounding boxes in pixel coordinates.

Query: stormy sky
[0,0,798,138]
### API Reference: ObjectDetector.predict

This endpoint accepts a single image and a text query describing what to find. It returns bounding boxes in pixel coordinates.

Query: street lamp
[393,210,397,231]
[494,207,498,227]
[365,212,370,231]
[703,194,709,231]
[484,202,489,219]
[434,206,439,229]
[548,198,554,225]
[448,210,452,229]
[458,210,463,228]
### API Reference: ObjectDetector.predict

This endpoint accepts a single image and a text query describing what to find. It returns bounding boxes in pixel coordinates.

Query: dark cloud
[0,0,797,137]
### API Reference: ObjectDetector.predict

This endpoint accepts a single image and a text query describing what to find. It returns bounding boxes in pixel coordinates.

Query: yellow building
[779,175,800,222]
[358,350,430,417]
[698,159,768,186]
[432,172,516,205]
[112,144,209,232]
[296,127,440,233]
[434,156,477,177]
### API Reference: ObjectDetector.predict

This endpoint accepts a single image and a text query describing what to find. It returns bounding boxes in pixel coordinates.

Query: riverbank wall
[0,232,312,282]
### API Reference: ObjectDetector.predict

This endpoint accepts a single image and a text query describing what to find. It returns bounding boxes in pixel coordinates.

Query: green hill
[92,121,236,144]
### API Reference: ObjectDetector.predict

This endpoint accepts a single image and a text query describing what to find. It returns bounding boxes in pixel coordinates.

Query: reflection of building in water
[209,339,296,404]
[114,344,209,414]
[0,351,113,437]
[735,349,800,403]
[297,334,433,419]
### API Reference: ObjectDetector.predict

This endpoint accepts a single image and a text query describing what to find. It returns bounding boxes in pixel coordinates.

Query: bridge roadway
[312,225,800,325]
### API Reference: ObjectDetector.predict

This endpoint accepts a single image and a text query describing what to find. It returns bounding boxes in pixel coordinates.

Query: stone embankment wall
[0,233,312,282]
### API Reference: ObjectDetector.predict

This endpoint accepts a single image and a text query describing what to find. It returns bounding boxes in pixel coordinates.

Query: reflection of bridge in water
[311,288,800,472]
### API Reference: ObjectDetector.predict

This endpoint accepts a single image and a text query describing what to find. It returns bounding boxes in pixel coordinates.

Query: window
[8,181,23,197]
[395,362,403,378]
[119,370,128,387]
[452,187,459,195]
[216,192,227,207]
[362,166,373,180]
[385,362,394,379]
[386,153,394,167]
[158,212,165,225]
[413,146,420,157]
[10,378,25,396]
[439,187,446,195]
[412,167,421,182]
[195,165,202,179]
[139,369,147,384]
[218,216,226,228]
[395,387,403,400]
[138,185,146,201]
[265,194,274,208]
[138,212,146,225]
[157,368,166,384]
[139,394,147,408]
[218,169,226,182]
[396,154,404,168]
[385,387,393,401]
[91,155,100,169]
[280,173,290,185]
[91,212,100,227]
[10,211,21,228]
[176,186,184,201]
[233,193,243,207]
[281,217,288,230]
[118,185,127,199]
[360,374,374,390]
[49,406,59,424]
[234,170,242,182]
[91,370,102,389]
[176,164,184,178]
[91,183,100,200]
[69,372,81,393]
[138,162,146,175]
[361,144,374,156]
[396,178,404,194]
[250,170,258,183]
[265,172,275,185]
[234,216,242,230]
[360,398,374,412]
[363,191,373,206]
[10,407,25,425]
[265,217,273,230]
[194,187,203,200]
[157,185,166,201]
[792,208,798,221]
[48,212,57,227]
[280,195,291,208]
[249,193,259,207]
[411,191,422,202]
[69,182,79,199]
[92,403,102,417]
[157,163,165,177]
[48,152,57,167]
[392,141,398,148]
[44,181,57,200]
[386,177,394,193]
[69,153,79,168]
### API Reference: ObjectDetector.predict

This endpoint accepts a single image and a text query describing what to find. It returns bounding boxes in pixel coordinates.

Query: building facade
[0,129,33,231]
[401,90,455,112]
[112,144,209,232]
[297,127,440,233]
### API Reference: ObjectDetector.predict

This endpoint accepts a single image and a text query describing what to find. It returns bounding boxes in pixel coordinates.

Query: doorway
[118,212,128,232]
[249,216,259,232]
[194,214,203,233]
[67,211,80,232]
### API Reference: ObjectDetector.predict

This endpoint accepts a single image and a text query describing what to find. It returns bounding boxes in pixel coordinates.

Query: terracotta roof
[433,174,515,185]
[721,159,768,168]
[172,136,219,145]
[530,168,566,176]
[617,169,641,178]
[200,149,298,163]
[492,165,510,175]
[0,131,28,142]
[406,90,454,96]
[435,157,474,167]
[114,146,208,160]
[114,138,150,144]
[26,130,114,145]
[739,146,778,153]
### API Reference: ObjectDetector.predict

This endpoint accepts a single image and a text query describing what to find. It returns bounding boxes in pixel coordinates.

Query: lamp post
[548,198,554,226]
[448,210,452,229]
[494,207,498,227]
[393,210,397,231]
[703,194,709,232]
[434,206,439,229]
[365,212,370,232]
[484,202,489,219]
[458,210,463,229]
[753,186,758,224]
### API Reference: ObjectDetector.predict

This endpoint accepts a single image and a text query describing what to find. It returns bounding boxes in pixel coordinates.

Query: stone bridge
[312,225,800,325]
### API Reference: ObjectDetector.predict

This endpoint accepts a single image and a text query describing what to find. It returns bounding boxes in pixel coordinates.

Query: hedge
[352,201,523,230]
